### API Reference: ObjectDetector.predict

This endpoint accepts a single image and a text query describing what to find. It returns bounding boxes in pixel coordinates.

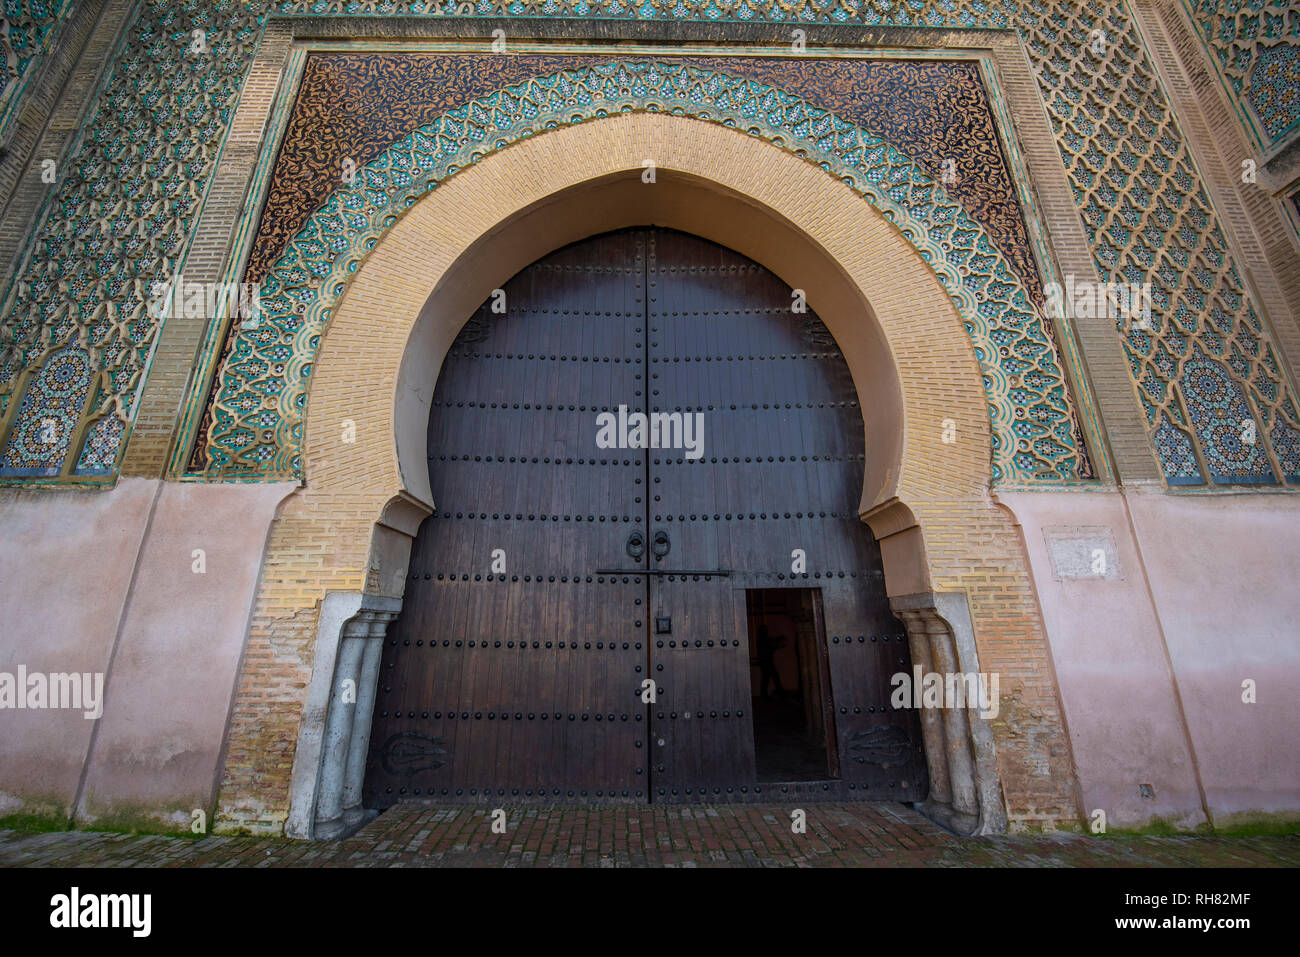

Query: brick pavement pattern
[2,804,1297,867]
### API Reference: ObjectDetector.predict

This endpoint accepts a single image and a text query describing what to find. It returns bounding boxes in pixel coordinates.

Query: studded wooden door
[643,230,926,802]
[363,228,926,809]
[362,231,651,808]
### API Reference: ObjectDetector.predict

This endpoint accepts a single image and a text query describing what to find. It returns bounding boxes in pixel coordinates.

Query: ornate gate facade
[362,228,926,807]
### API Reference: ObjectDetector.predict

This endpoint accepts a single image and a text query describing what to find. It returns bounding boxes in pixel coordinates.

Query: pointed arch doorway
[361,227,927,807]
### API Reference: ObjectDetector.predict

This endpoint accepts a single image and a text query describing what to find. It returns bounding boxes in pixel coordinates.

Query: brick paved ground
[1,804,1296,867]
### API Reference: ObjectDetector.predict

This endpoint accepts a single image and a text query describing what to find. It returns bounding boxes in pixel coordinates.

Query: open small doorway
[745,589,839,782]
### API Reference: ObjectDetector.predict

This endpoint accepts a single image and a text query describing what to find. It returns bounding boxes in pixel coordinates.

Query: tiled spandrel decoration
[1,0,1298,488]
[192,53,1095,485]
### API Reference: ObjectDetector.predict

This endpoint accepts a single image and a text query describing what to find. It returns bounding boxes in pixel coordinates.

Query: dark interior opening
[746,588,838,782]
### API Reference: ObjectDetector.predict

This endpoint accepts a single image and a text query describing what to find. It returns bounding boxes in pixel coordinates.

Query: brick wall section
[859,188,1081,823]
[921,498,1080,825]
[215,491,385,833]
[1132,0,1300,387]
[214,114,1081,832]
[0,0,135,282]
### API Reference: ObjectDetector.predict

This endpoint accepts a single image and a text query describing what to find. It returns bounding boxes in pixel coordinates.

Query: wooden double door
[362,228,926,807]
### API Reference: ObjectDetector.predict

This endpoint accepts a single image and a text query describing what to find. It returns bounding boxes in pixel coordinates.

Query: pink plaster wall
[75,481,293,829]
[0,479,292,829]
[5,478,1294,833]
[0,480,156,818]
[999,489,1300,830]
[1126,492,1300,823]
[997,491,1204,828]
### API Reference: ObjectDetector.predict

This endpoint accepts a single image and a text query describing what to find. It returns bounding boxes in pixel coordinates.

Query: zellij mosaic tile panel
[1,0,1297,488]
[1183,0,1300,145]
[197,57,1092,484]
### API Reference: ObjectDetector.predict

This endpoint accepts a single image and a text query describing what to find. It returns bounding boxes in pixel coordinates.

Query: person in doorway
[756,623,785,699]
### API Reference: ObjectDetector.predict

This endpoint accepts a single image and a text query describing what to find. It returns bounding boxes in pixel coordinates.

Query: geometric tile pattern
[0,343,92,476]
[1180,349,1277,484]
[0,0,72,140]
[1,0,1298,487]
[1248,42,1300,141]
[0,0,268,480]
[192,52,1069,474]
[262,7,1300,488]
[1183,0,1300,145]
[238,54,1047,301]
[200,59,1093,485]
[1026,0,1300,485]
[1153,409,1202,485]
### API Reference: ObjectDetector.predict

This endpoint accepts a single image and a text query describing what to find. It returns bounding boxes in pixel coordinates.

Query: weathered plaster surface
[999,488,1300,828]
[0,480,293,828]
